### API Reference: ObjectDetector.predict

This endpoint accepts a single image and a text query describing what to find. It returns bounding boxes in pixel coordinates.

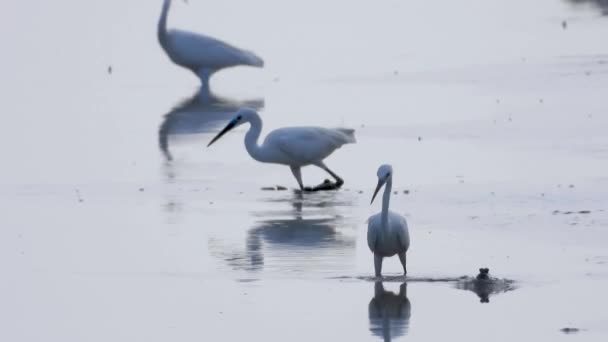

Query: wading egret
[157,0,264,89]
[368,164,410,277]
[207,108,356,191]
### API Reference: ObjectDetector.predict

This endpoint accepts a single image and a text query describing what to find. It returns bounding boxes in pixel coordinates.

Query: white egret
[157,0,264,89]
[367,165,410,277]
[207,108,356,191]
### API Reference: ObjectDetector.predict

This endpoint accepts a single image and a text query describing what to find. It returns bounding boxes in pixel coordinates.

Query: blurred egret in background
[157,0,264,90]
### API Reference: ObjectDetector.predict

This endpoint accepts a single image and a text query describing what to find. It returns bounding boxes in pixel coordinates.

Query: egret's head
[371,164,393,204]
[207,107,257,147]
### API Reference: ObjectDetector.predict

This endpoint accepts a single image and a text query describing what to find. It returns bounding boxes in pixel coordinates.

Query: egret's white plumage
[208,108,356,191]
[367,165,410,277]
[158,0,264,88]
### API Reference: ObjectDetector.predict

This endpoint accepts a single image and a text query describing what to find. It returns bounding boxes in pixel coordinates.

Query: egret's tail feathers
[335,128,356,144]
[243,50,264,68]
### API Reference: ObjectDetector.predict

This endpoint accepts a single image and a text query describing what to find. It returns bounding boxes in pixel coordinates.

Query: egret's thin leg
[290,166,304,191]
[374,254,383,278]
[317,162,344,187]
[398,252,407,276]
[197,68,212,90]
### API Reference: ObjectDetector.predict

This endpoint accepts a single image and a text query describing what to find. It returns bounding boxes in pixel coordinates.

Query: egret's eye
[236,115,242,120]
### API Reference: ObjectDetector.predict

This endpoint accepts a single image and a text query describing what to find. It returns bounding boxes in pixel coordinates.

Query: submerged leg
[398,252,407,276]
[374,254,383,278]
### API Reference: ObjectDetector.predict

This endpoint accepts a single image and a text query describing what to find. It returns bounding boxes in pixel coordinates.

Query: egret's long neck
[244,114,267,162]
[158,0,171,45]
[381,178,392,229]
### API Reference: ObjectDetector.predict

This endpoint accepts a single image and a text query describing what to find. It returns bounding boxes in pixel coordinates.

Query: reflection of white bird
[207,108,356,191]
[157,0,264,89]
[368,282,411,342]
[368,165,410,277]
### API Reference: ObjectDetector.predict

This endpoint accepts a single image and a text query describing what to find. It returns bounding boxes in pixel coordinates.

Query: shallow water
[1,0,608,341]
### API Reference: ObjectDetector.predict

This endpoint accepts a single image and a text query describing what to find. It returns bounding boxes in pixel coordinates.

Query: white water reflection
[368,282,411,342]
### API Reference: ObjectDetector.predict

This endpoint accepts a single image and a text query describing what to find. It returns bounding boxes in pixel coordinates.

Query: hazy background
[1,0,607,341]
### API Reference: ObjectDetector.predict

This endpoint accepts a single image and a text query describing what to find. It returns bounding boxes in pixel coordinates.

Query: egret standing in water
[368,165,410,278]
[207,108,356,191]
[157,0,264,89]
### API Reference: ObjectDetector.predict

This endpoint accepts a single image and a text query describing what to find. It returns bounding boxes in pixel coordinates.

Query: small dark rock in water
[276,186,288,191]
[393,70,399,75]
[455,268,516,303]
[579,210,591,214]
[261,187,276,191]
[108,66,112,74]
[569,184,575,188]
[553,210,560,215]
[358,190,364,194]
[562,20,568,30]
[138,188,144,192]
[417,136,422,141]
[393,191,398,195]
[403,190,410,194]
[539,99,544,103]
[476,268,490,280]
[560,328,580,334]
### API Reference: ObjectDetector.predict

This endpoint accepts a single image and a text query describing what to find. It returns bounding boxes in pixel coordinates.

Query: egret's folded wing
[272,127,355,163]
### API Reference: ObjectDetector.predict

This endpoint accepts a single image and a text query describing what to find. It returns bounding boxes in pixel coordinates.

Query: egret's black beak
[370,180,384,204]
[207,119,237,147]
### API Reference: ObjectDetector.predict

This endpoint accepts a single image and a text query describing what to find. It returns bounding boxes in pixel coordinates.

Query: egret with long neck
[367,165,410,278]
[207,108,356,191]
[157,0,264,90]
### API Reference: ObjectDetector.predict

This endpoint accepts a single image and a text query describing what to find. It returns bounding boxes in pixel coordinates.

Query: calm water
[1,0,608,341]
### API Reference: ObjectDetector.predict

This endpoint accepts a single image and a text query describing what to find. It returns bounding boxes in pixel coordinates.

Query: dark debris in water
[560,327,581,334]
[330,269,518,304]
[553,210,592,215]
[261,186,289,191]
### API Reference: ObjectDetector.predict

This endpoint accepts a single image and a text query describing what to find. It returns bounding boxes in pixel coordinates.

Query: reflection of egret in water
[566,0,608,15]
[158,89,264,161]
[368,282,411,342]
[209,191,356,275]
